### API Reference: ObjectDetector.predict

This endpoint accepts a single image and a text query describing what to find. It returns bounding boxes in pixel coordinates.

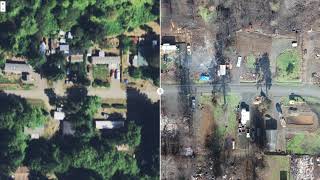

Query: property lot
[236,31,272,58]
[262,155,291,180]
[235,31,302,83]
[303,31,320,84]
[276,49,301,82]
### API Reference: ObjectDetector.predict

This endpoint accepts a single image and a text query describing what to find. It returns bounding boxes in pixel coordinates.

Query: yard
[93,65,109,80]
[263,155,291,180]
[92,65,110,87]
[276,49,301,82]
[287,131,320,155]
[200,93,240,137]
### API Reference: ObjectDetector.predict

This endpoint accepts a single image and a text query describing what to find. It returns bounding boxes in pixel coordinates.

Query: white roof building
[54,111,65,121]
[39,42,47,54]
[4,63,33,74]
[59,44,69,54]
[292,41,298,47]
[161,43,177,53]
[95,121,124,129]
[241,109,250,125]
[69,54,83,63]
[218,65,226,76]
[91,56,120,69]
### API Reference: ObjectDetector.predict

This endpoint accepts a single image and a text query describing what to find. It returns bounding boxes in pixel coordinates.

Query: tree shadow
[57,168,103,180]
[126,87,159,177]
[257,53,272,91]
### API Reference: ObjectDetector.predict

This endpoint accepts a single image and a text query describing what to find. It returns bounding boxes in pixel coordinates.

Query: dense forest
[0,0,158,68]
[0,87,158,179]
[0,0,159,179]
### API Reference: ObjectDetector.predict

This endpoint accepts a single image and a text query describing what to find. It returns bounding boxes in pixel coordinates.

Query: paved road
[162,83,320,97]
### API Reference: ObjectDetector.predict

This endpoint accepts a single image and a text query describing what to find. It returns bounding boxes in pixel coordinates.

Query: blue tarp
[200,75,210,81]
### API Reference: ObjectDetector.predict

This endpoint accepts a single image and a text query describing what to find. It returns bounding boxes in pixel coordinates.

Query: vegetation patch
[269,1,281,12]
[92,65,110,87]
[264,155,290,180]
[276,49,301,82]
[198,6,217,23]
[287,131,320,154]
[246,54,256,69]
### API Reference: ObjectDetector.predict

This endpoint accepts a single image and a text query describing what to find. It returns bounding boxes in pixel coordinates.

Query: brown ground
[236,31,272,57]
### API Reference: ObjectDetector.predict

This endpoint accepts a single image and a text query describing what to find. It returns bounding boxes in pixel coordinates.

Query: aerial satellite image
[0,0,159,179]
[161,0,320,180]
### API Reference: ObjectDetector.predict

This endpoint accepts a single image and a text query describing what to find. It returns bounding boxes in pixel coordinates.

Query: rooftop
[4,63,33,73]
[95,120,124,129]
[54,111,65,121]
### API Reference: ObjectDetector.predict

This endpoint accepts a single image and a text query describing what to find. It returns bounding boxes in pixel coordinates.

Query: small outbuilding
[95,120,124,129]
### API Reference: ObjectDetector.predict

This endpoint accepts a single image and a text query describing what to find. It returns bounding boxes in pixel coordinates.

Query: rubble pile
[291,156,314,180]
[161,116,178,137]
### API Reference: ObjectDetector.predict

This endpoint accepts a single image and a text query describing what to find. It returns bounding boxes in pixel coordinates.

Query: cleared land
[264,155,290,180]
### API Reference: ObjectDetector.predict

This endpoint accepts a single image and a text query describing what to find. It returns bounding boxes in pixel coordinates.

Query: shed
[218,65,226,76]
[69,54,83,63]
[161,43,177,53]
[4,63,32,74]
[95,121,124,129]
[54,111,65,121]
[292,41,298,47]
[39,41,47,54]
[59,44,69,54]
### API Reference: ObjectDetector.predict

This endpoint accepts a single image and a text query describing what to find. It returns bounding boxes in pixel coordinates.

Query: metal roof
[95,121,124,129]
[91,56,120,65]
[4,63,32,73]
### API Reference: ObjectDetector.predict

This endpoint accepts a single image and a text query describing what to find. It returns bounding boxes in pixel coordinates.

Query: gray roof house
[59,44,69,54]
[95,120,124,129]
[62,121,75,136]
[4,63,33,74]
[91,56,120,69]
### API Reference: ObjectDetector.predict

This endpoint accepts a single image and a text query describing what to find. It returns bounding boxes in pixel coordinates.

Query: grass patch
[0,74,15,83]
[287,131,320,154]
[210,93,240,136]
[93,65,109,80]
[276,49,301,82]
[246,54,256,69]
[269,1,281,12]
[198,6,217,23]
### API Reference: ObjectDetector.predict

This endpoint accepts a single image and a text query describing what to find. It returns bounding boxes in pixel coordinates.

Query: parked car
[276,103,282,114]
[191,96,196,109]
[236,56,242,67]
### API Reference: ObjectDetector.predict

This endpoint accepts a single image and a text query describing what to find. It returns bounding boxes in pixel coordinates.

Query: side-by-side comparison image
[0,0,320,179]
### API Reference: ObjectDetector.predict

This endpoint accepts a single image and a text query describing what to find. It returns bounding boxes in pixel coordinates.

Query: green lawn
[93,65,109,80]
[246,54,256,69]
[276,49,301,82]
[204,93,240,136]
[287,131,320,154]
[198,6,217,23]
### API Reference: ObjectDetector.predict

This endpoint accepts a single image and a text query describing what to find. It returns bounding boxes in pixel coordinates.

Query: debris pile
[291,156,314,180]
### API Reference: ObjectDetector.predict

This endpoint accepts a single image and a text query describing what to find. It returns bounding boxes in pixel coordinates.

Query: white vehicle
[187,44,191,55]
[236,56,242,67]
